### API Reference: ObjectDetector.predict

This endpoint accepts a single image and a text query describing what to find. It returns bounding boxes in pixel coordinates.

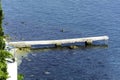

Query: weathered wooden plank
[8,36,109,48]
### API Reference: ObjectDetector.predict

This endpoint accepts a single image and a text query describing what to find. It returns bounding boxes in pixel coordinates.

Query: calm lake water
[2,0,120,80]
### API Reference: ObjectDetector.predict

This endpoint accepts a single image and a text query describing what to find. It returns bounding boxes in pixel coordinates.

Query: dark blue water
[2,0,120,80]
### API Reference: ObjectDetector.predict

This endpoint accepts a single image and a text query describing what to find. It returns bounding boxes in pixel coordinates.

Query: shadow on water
[30,44,108,51]
[15,40,109,80]
[16,44,108,63]
[18,44,110,80]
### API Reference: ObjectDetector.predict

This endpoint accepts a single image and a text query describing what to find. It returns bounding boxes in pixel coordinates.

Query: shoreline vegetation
[0,1,24,80]
[0,1,11,80]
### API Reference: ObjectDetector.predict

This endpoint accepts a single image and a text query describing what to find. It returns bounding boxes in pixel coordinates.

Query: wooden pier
[8,36,109,48]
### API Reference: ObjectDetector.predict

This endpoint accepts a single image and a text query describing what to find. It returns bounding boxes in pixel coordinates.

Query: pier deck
[8,36,109,48]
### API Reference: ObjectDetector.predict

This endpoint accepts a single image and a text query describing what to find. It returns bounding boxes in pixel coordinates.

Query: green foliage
[18,74,24,80]
[0,9,4,37]
[0,71,8,80]
[0,51,12,80]
[0,37,5,50]
[0,28,4,36]
[0,51,11,80]
[0,1,11,80]
[0,1,4,37]
[0,50,12,61]
[0,63,8,80]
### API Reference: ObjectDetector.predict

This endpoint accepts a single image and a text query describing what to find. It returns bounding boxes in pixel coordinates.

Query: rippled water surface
[2,0,120,80]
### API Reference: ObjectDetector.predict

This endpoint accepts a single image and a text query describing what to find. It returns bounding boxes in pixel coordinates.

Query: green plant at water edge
[18,74,24,80]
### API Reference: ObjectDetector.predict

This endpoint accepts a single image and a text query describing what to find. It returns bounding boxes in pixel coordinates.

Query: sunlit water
[2,0,120,80]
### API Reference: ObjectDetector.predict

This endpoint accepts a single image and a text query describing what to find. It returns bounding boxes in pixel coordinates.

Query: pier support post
[85,39,93,46]
[55,43,62,48]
